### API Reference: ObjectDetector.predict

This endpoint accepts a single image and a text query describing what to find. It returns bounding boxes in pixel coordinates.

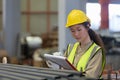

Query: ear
[87,22,91,27]
[86,24,90,30]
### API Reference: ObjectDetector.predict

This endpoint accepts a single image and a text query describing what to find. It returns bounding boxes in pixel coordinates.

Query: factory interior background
[0,0,120,79]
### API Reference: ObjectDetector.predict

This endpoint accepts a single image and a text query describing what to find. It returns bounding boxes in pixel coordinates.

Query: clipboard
[44,54,77,70]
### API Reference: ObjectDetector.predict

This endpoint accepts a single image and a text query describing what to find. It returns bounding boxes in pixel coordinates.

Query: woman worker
[64,9,105,79]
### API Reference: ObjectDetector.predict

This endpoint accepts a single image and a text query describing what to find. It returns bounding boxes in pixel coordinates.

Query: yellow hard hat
[65,9,90,28]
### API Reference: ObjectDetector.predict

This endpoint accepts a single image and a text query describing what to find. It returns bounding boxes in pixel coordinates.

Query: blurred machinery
[21,35,42,59]
[20,28,58,66]
[100,34,120,70]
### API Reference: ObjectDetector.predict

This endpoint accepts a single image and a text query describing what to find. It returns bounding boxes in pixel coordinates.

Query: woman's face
[70,24,89,43]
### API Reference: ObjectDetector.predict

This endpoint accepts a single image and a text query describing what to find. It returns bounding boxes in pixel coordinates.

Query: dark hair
[82,22,105,52]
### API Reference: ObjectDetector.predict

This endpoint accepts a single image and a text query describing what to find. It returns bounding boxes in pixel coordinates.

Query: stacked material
[0,63,97,80]
[41,31,58,48]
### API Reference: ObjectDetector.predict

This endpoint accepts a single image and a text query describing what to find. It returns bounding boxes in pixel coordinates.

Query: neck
[80,38,92,48]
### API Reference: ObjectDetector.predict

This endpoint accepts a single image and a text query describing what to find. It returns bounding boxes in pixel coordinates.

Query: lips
[75,37,81,40]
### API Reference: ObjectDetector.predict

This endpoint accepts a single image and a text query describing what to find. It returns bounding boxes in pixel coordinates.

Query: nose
[74,31,79,37]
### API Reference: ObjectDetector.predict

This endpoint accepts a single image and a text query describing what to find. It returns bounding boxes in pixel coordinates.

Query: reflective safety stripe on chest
[67,42,79,64]
[76,43,100,71]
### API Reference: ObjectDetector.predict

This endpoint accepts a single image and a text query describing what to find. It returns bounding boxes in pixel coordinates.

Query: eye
[77,28,81,31]
[71,30,75,32]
